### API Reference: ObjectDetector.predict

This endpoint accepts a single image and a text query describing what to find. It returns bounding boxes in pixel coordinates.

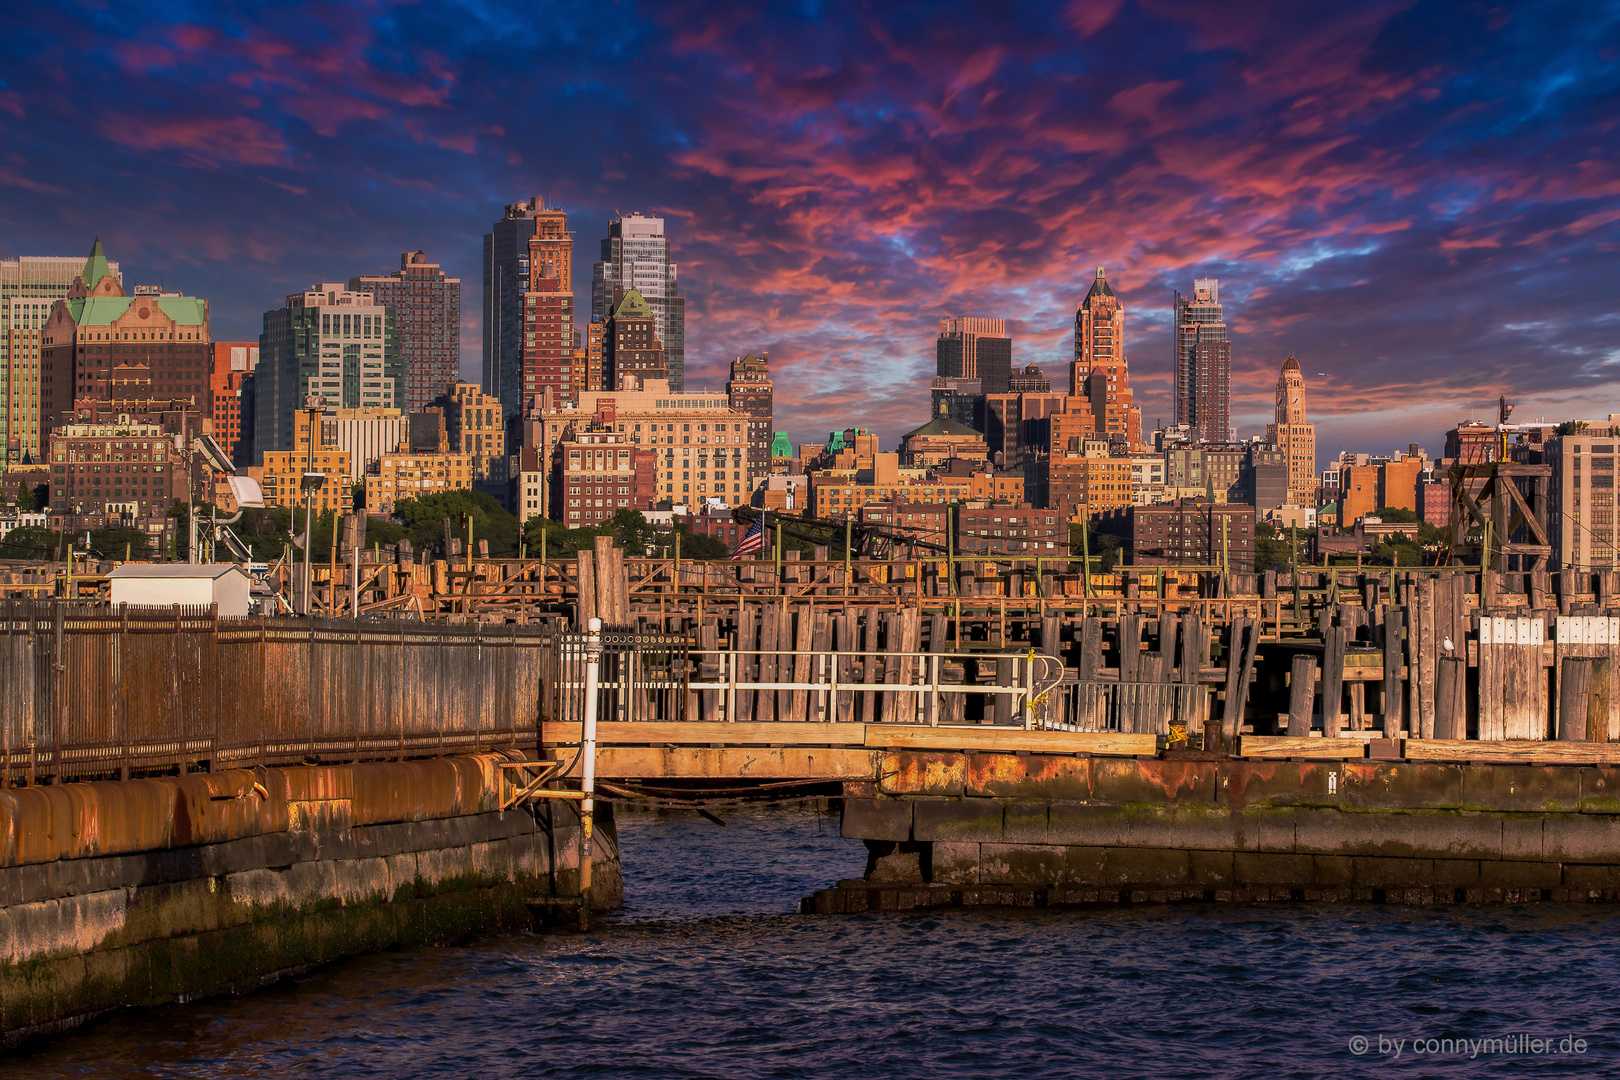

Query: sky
[2,0,1618,465]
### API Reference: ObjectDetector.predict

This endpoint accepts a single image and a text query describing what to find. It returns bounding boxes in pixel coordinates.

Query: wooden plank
[1591,657,1612,743]
[543,721,870,745]
[1558,656,1592,741]
[1159,616,1179,683]
[860,611,879,725]
[1239,736,1366,760]
[1220,617,1248,742]
[863,725,1156,757]
[1434,655,1466,740]
[1322,626,1346,737]
[1403,739,1620,765]
[1288,654,1318,737]
[737,604,758,722]
[789,608,814,724]
[1383,606,1403,738]
[579,746,878,780]
[1079,617,1102,682]
[756,604,779,722]
[1120,614,1141,682]
[575,550,596,630]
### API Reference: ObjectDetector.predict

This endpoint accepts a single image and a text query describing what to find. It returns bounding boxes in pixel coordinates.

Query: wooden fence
[0,601,551,784]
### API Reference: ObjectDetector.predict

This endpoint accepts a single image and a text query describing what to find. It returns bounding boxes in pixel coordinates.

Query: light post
[578,616,603,929]
[298,471,326,615]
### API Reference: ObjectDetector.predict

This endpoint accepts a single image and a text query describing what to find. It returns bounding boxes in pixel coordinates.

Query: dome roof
[1282,355,1300,371]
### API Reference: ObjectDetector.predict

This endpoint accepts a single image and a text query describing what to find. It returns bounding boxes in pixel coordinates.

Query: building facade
[1172,278,1231,444]
[209,342,258,466]
[47,416,185,538]
[1071,267,1142,449]
[255,284,401,458]
[324,407,407,483]
[725,353,774,481]
[604,289,664,390]
[3,247,117,465]
[552,427,658,527]
[1548,423,1620,571]
[528,379,754,517]
[1095,498,1256,572]
[482,198,545,417]
[40,245,212,448]
[592,213,685,390]
[364,449,474,516]
[351,251,460,412]
[1265,356,1317,507]
[438,381,506,486]
[937,317,1012,396]
[517,208,576,412]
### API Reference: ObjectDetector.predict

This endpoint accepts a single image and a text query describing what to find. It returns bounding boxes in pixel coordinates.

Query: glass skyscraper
[592,213,685,391]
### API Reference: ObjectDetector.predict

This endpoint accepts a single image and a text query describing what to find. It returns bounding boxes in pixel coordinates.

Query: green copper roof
[612,288,652,320]
[67,297,132,325]
[81,238,114,291]
[156,297,207,324]
[64,295,206,326]
[770,432,792,458]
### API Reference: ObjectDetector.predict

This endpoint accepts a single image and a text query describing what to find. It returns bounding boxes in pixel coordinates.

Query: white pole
[578,616,603,928]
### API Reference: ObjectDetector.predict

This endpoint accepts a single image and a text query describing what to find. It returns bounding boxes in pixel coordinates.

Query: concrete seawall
[0,756,619,1047]
[813,752,1620,911]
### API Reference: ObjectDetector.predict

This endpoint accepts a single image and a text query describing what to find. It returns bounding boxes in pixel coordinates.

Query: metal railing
[1046,680,1211,735]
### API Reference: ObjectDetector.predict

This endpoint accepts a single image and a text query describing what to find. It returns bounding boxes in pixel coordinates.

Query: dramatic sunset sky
[3,1,1617,462]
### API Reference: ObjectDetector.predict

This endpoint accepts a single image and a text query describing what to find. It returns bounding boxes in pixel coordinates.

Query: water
[9,806,1620,1078]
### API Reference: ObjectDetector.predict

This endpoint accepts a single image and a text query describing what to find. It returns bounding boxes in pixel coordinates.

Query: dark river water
[9,805,1620,1078]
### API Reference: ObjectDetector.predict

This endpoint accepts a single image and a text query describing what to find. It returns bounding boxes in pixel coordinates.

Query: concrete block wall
[0,757,619,1048]
[818,752,1620,912]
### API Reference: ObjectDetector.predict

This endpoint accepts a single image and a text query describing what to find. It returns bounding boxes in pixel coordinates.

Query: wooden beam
[1239,736,1367,760]
[542,721,869,746]
[561,746,879,780]
[862,725,1156,756]
[1403,739,1620,764]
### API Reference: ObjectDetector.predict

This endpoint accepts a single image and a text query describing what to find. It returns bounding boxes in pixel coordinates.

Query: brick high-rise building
[209,342,258,466]
[1172,278,1231,443]
[517,206,576,413]
[725,352,774,480]
[1265,356,1317,507]
[604,289,664,390]
[4,247,118,465]
[1095,498,1255,571]
[937,317,1012,397]
[1070,267,1142,450]
[483,198,549,418]
[592,213,686,390]
[255,284,402,458]
[351,251,460,412]
[40,241,212,447]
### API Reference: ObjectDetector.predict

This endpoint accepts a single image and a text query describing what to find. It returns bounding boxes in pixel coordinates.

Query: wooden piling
[1288,654,1318,737]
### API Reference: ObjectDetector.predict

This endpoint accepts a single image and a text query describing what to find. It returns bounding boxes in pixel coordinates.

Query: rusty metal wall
[0,601,553,784]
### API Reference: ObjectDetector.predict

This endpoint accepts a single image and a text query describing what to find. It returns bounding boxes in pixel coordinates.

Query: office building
[725,353,774,480]
[592,213,686,390]
[483,198,552,416]
[1265,356,1317,507]
[937,317,1012,396]
[40,242,211,446]
[1172,279,1231,443]
[1546,422,1620,571]
[351,251,460,412]
[1071,267,1142,449]
[604,288,665,390]
[1095,498,1255,571]
[551,426,658,526]
[209,342,257,466]
[3,247,118,464]
[255,283,401,458]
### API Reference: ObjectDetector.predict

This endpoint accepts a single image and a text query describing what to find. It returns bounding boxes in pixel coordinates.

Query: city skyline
[0,2,1616,461]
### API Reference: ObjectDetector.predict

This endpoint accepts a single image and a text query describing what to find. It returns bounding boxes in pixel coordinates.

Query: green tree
[89,526,152,560]
[393,490,520,557]
[13,480,36,512]
[1371,505,1418,524]
[609,509,659,556]
[0,525,58,558]
[675,525,729,560]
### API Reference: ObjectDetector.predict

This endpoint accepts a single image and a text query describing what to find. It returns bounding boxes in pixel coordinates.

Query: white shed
[107,564,254,617]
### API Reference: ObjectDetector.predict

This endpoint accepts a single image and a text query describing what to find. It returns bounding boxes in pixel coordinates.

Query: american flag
[729,516,765,559]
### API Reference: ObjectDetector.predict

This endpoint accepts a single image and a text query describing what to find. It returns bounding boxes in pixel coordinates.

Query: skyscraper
[1172,279,1231,443]
[484,198,560,418]
[936,317,1012,395]
[1070,267,1141,449]
[3,246,119,464]
[255,284,401,457]
[592,213,685,390]
[351,251,460,413]
[1265,356,1316,507]
[603,288,664,390]
[726,352,774,480]
[517,206,575,413]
